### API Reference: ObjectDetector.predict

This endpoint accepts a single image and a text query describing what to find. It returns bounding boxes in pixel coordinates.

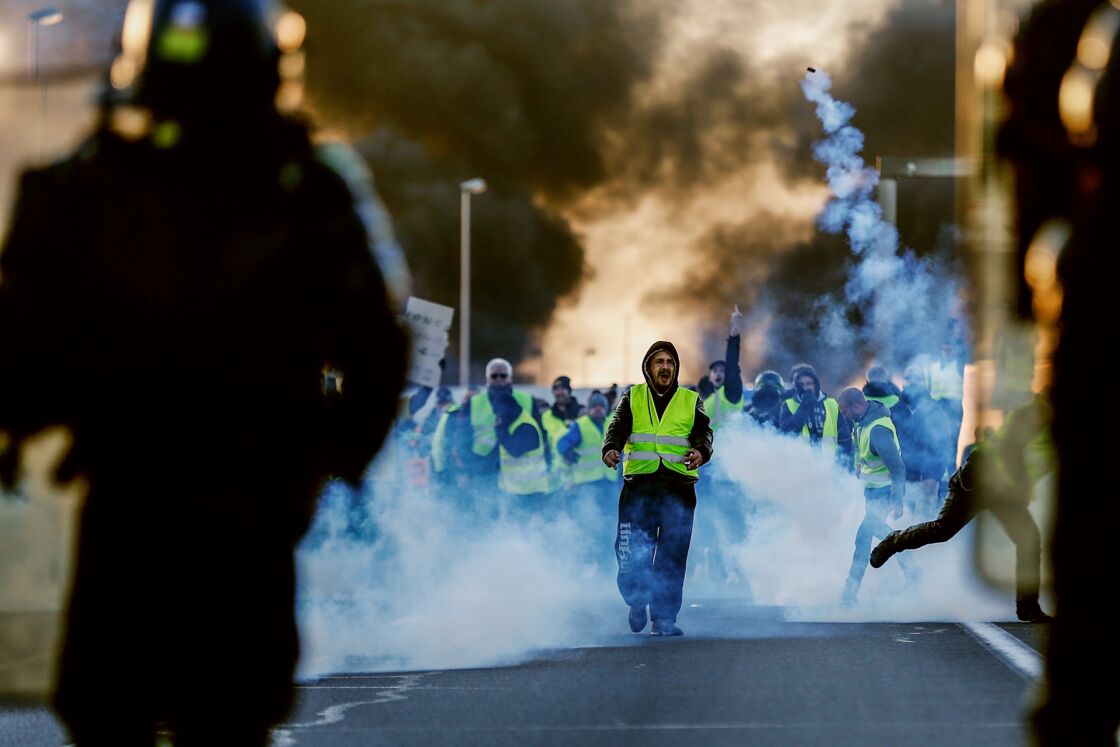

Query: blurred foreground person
[869,394,1053,623]
[0,1,405,743]
[998,1,1120,740]
[603,342,712,636]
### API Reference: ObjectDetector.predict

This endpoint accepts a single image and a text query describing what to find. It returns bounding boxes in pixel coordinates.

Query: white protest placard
[401,297,454,388]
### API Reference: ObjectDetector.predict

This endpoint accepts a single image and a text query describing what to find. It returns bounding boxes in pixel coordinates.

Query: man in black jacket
[603,341,713,636]
[869,394,1053,623]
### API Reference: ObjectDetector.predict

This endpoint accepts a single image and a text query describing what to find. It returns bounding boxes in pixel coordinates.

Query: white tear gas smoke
[697,419,1012,622]
[294,443,621,677]
[799,69,962,361]
[293,416,1014,678]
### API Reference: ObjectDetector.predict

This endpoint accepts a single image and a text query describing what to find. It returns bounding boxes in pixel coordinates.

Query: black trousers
[886,473,1042,607]
[615,478,696,623]
[53,476,306,746]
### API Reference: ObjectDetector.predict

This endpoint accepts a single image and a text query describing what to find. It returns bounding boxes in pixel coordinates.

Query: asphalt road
[0,601,1047,747]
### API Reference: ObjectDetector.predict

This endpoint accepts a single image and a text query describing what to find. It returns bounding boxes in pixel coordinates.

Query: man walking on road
[603,342,713,636]
[837,388,916,604]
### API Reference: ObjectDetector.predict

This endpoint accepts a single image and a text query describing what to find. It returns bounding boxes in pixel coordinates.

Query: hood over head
[790,362,821,397]
[642,340,681,391]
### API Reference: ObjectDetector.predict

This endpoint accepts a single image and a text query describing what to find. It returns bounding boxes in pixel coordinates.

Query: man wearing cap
[559,391,617,496]
[603,341,713,636]
[704,305,746,432]
[541,375,584,491]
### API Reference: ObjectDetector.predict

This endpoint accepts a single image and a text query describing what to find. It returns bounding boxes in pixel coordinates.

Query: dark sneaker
[628,604,648,633]
[1017,607,1054,623]
[650,620,683,636]
[870,531,901,568]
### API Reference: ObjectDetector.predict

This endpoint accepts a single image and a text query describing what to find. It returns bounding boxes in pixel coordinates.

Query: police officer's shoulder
[310,139,375,203]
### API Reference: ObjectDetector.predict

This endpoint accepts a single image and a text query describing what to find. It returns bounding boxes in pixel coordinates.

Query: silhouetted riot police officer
[0,1,406,743]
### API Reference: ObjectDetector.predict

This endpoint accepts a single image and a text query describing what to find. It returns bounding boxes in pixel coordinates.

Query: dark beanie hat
[588,392,609,409]
[552,375,572,391]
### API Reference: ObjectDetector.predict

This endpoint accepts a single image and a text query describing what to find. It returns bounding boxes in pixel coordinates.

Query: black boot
[870,530,902,569]
[1016,596,1053,623]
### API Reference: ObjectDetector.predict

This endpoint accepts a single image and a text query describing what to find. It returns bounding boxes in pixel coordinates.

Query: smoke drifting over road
[294,420,1011,676]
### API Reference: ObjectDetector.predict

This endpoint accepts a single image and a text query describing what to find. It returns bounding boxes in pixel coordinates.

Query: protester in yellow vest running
[869,391,1054,623]
[602,342,713,637]
[778,363,853,466]
[703,305,746,432]
[836,388,917,605]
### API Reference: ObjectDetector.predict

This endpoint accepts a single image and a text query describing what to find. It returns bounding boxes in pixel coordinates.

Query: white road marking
[280,673,432,729]
[960,622,1043,680]
[275,721,1022,733]
[296,685,506,690]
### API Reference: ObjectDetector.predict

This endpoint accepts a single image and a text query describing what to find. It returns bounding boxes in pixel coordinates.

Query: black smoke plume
[289,0,664,376]
[670,0,958,382]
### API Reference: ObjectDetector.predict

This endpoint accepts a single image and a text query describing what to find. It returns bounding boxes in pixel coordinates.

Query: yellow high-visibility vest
[704,385,741,431]
[783,397,840,448]
[571,415,618,485]
[541,408,574,491]
[470,391,551,494]
[855,414,900,488]
[623,384,698,479]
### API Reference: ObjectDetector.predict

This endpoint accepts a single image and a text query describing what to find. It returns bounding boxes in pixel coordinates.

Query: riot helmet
[753,370,784,393]
[107,0,306,121]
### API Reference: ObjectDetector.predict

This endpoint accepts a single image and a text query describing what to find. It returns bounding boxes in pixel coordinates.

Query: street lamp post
[27,7,64,160]
[459,178,487,389]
